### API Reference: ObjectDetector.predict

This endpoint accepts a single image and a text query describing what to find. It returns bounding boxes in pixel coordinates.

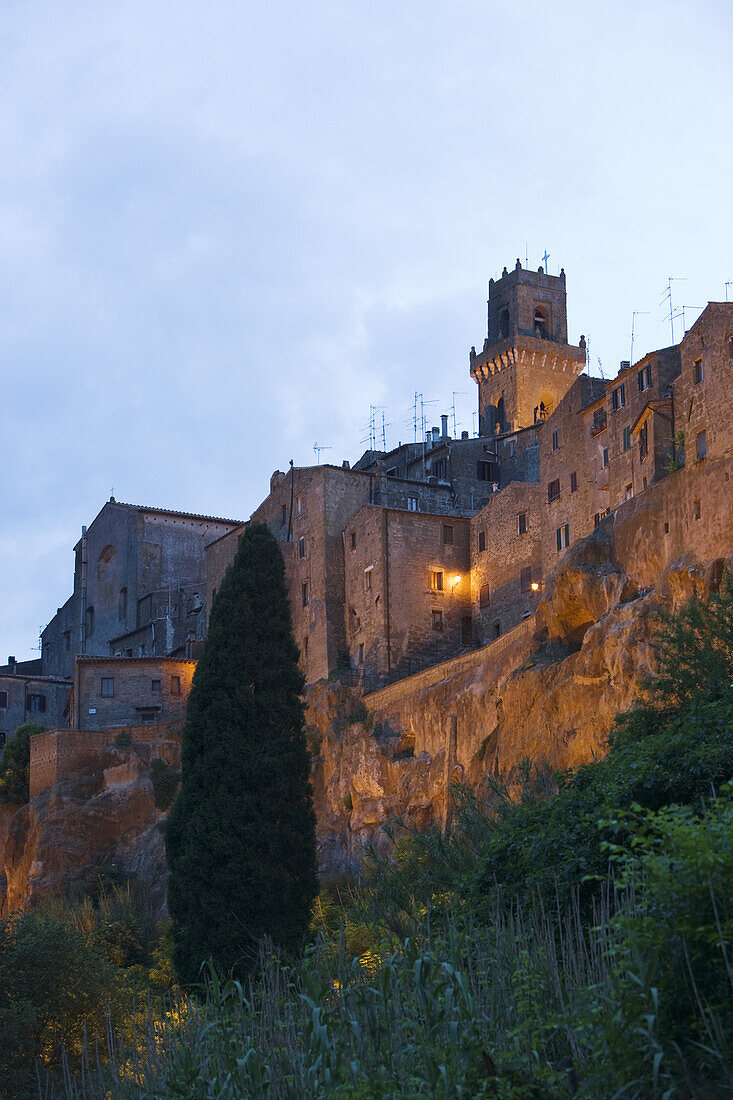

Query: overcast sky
[2,0,731,660]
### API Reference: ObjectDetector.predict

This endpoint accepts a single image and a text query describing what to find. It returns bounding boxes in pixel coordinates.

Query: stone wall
[71,656,196,730]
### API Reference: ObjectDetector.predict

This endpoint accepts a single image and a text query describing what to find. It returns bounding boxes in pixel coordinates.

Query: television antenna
[661,277,686,343]
[313,442,332,464]
[630,311,649,366]
[725,281,732,302]
[679,305,704,333]
[597,356,606,380]
[451,391,467,436]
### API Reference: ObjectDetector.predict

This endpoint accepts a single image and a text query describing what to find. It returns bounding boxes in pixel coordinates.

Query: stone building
[672,303,733,467]
[41,499,241,679]
[538,374,608,573]
[67,655,195,731]
[343,505,472,689]
[470,482,542,643]
[0,656,71,745]
[469,261,586,436]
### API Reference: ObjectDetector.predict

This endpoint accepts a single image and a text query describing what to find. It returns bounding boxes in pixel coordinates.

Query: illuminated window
[430,570,444,591]
[556,524,570,552]
[101,677,114,698]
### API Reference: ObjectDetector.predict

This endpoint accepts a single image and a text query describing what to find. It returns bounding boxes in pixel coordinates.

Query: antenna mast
[313,442,332,464]
[630,311,649,366]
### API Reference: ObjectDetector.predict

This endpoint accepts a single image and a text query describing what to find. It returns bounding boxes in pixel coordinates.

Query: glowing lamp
[531,582,540,592]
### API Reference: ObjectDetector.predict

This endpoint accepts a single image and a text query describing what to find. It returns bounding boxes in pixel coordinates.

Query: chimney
[441,415,449,439]
[461,430,469,440]
[8,656,16,674]
[342,460,350,469]
[431,426,439,443]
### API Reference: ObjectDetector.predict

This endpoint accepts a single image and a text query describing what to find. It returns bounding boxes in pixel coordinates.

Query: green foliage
[113,729,132,747]
[0,721,42,804]
[339,700,374,731]
[165,522,318,987]
[150,756,181,810]
[0,906,115,1099]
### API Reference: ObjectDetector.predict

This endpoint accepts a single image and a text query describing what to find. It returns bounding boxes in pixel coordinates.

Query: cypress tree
[165,522,317,985]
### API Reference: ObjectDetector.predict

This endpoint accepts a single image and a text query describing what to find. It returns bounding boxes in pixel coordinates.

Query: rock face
[2,535,730,907]
[1,732,180,916]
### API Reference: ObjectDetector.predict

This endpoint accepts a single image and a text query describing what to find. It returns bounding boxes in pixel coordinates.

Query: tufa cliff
[1,530,730,913]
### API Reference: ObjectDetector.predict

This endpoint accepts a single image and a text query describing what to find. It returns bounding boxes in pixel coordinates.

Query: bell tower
[470,259,586,436]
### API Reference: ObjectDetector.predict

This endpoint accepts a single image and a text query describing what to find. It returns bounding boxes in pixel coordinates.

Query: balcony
[590,409,607,436]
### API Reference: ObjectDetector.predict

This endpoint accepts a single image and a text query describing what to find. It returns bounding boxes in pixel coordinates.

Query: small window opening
[442,524,454,545]
[298,536,306,559]
[101,677,114,698]
[152,679,161,692]
[570,471,578,493]
[302,581,309,606]
[693,358,703,385]
[694,500,701,520]
[696,429,707,460]
[478,530,486,552]
[171,676,181,695]
[518,512,527,535]
[431,570,444,592]
[479,583,490,608]
[432,609,444,632]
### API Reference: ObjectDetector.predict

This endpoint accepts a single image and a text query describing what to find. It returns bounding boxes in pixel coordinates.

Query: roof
[630,398,672,435]
[113,500,245,526]
[0,672,72,684]
[75,655,197,666]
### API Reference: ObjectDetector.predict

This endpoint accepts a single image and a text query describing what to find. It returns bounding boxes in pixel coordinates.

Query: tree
[0,722,43,804]
[165,522,317,986]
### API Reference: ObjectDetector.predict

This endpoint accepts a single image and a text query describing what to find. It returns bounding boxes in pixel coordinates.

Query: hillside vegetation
[1,574,731,1098]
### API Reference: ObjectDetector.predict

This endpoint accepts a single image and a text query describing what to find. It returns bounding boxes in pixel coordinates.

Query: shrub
[150,757,181,810]
[0,721,42,804]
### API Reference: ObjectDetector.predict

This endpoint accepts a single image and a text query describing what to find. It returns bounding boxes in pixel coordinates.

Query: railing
[591,410,607,436]
[337,625,479,695]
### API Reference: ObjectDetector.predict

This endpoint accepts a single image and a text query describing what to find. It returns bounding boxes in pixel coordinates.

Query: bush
[0,721,42,804]
[150,757,181,810]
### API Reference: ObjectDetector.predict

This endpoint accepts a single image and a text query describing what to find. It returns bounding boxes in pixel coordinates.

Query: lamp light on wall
[450,574,462,590]
[530,582,540,592]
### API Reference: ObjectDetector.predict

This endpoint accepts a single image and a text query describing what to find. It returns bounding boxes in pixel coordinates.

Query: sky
[2,0,732,660]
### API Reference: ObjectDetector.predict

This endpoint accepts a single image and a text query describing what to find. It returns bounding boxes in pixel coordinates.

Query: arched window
[499,309,511,339]
[97,545,116,580]
[85,605,95,639]
[534,307,548,339]
[118,587,127,622]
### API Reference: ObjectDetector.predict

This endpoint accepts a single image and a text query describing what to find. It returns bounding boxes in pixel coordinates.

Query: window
[363,567,373,592]
[625,483,633,501]
[551,428,559,451]
[357,643,365,664]
[118,587,127,621]
[140,712,157,725]
[85,605,95,639]
[302,581,309,606]
[478,530,486,552]
[407,496,419,512]
[350,532,356,550]
[696,429,707,460]
[534,306,547,338]
[520,567,532,593]
[281,503,287,526]
[664,521,670,534]
[296,496,302,515]
[637,364,652,392]
[556,524,570,552]
[505,438,516,458]
[611,383,626,411]
[694,499,701,520]
[477,460,495,482]
[518,512,527,535]
[639,422,649,460]
[430,570,444,592]
[0,691,7,709]
[693,358,703,385]
[386,466,398,478]
[152,679,161,692]
[432,458,447,479]
[622,426,631,452]
[547,479,560,503]
[298,536,306,560]
[432,609,444,632]
[171,676,181,694]
[493,622,501,640]
[602,447,609,468]
[442,524,454,545]
[570,471,578,493]
[101,677,114,698]
[479,584,490,608]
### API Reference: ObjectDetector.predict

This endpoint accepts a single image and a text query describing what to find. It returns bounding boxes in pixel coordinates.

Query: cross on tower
[542,250,550,272]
